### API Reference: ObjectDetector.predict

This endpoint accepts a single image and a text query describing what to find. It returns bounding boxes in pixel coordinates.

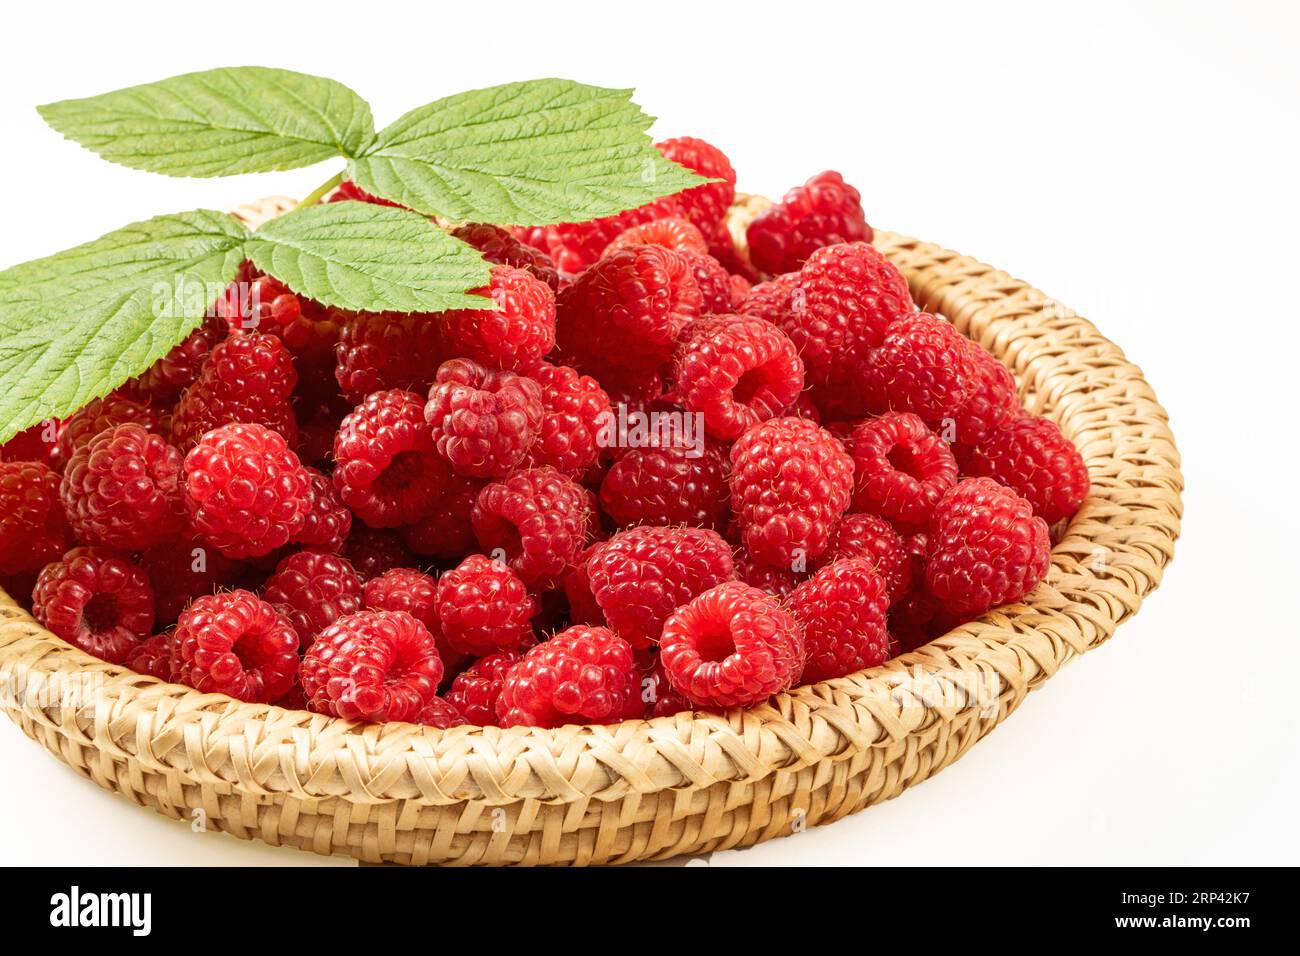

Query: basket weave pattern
[0,196,1182,865]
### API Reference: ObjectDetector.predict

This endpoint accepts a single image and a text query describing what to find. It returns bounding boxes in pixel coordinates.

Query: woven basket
[0,195,1183,866]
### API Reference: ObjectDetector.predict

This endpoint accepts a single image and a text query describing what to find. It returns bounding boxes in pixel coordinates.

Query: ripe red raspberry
[398,471,484,559]
[435,265,557,372]
[733,544,808,599]
[435,554,536,655]
[860,313,976,421]
[54,395,164,469]
[673,315,804,440]
[292,466,352,553]
[659,582,805,708]
[472,466,594,590]
[636,651,694,718]
[217,270,341,361]
[520,361,611,477]
[599,437,731,532]
[451,223,560,292]
[680,251,734,313]
[32,547,155,663]
[333,389,448,527]
[173,590,298,702]
[739,272,799,325]
[816,513,911,604]
[329,179,402,207]
[957,415,1089,524]
[125,630,177,681]
[747,171,871,275]
[729,417,854,568]
[444,650,521,725]
[0,461,73,575]
[301,609,444,722]
[888,589,962,654]
[542,195,684,275]
[1,422,59,465]
[555,244,702,384]
[362,566,464,670]
[262,549,363,645]
[654,137,737,232]
[850,412,958,532]
[292,378,353,468]
[170,332,299,450]
[60,424,186,551]
[925,477,1051,617]
[563,543,606,625]
[790,557,890,683]
[584,526,735,649]
[729,274,752,308]
[183,422,312,559]
[496,625,638,727]
[424,359,544,477]
[341,525,416,581]
[607,217,708,256]
[948,339,1021,448]
[784,242,914,417]
[334,310,445,402]
[416,696,466,729]
[140,535,243,623]
[123,315,226,403]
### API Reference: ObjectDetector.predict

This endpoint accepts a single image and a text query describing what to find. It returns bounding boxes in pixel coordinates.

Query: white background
[1,0,1296,866]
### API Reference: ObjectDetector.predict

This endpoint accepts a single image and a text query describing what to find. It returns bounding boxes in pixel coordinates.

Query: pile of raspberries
[0,138,1089,729]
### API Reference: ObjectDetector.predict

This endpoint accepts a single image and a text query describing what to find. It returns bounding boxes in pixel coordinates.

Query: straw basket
[0,194,1183,865]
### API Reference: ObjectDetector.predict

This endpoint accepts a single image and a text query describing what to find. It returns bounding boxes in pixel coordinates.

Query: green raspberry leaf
[0,211,250,444]
[38,67,375,177]
[350,78,710,225]
[244,201,491,313]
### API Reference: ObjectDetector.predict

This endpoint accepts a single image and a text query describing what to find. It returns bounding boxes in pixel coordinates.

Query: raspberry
[790,557,890,683]
[673,315,804,440]
[262,549,363,645]
[659,582,805,709]
[362,566,465,670]
[435,265,557,372]
[170,332,298,450]
[521,361,611,477]
[293,466,352,552]
[444,649,522,725]
[435,554,536,655]
[816,513,912,603]
[54,395,164,469]
[733,544,808,599]
[334,310,445,402]
[125,630,177,681]
[417,696,466,729]
[555,244,702,383]
[739,272,799,326]
[747,171,871,275]
[925,477,1051,617]
[542,195,684,275]
[1,422,59,465]
[341,525,417,581]
[0,461,73,575]
[599,437,731,532]
[637,652,694,718]
[301,609,444,722]
[949,339,1021,448]
[495,625,638,727]
[424,359,544,477]
[607,217,708,256]
[124,314,226,403]
[451,224,560,292]
[889,589,963,654]
[654,137,737,232]
[173,590,298,702]
[563,543,606,625]
[333,389,449,527]
[957,415,1089,524]
[293,378,353,468]
[585,526,735,649]
[32,547,155,663]
[217,270,341,362]
[860,313,976,421]
[680,251,735,313]
[783,391,822,423]
[398,472,484,559]
[728,274,752,308]
[784,242,914,417]
[849,412,958,532]
[140,535,243,623]
[329,180,402,207]
[729,417,854,568]
[472,467,594,590]
[183,422,312,559]
[60,424,186,550]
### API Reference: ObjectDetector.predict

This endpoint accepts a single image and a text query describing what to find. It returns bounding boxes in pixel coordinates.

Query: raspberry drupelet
[495,625,639,727]
[172,590,299,702]
[435,554,537,656]
[849,412,959,532]
[658,581,805,709]
[435,264,557,372]
[790,557,891,683]
[471,466,594,591]
[32,547,155,663]
[424,359,544,477]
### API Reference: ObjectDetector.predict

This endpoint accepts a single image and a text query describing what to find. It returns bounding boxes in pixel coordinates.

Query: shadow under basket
[0,195,1183,866]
